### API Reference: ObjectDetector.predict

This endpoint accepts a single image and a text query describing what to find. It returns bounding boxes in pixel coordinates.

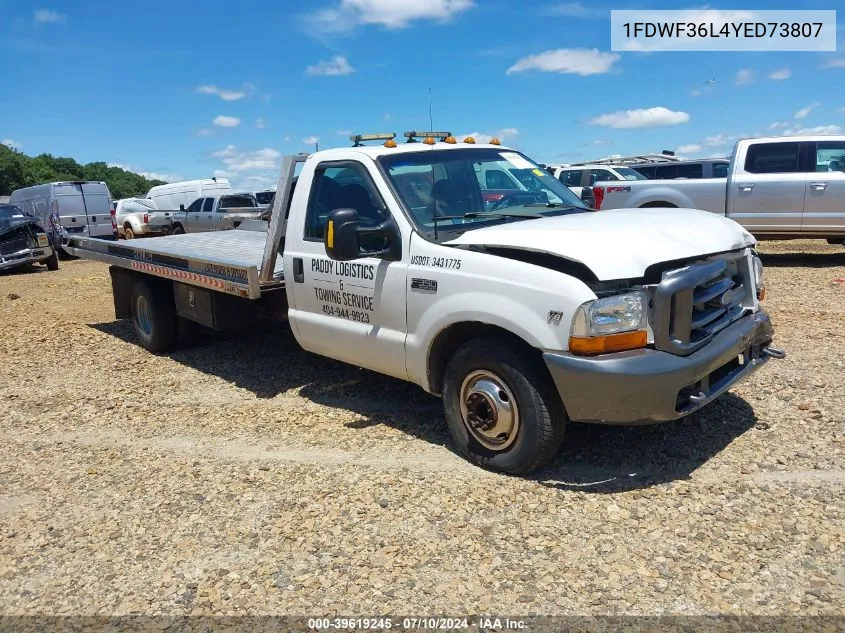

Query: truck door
[802,139,845,233]
[200,196,215,231]
[184,198,204,232]
[729,141,806,233]
[284,160,409,380]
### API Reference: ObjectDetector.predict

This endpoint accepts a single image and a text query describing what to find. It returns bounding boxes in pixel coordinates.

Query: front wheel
[442,338,565,475]
[171,224,185,235]
[45,251,59,271]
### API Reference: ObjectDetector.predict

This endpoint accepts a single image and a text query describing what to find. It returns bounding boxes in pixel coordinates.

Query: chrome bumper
[544,310,783,424]
[0,246,53,270]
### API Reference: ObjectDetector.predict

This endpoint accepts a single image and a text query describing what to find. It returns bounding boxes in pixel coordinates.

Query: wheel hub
[459,371,519,451]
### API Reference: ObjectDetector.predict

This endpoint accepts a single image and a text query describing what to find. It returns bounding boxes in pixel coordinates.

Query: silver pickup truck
[594,135,845,243]
[170,193,262,234]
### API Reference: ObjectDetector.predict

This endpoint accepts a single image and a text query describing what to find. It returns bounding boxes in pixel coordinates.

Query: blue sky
[1,0,844,191]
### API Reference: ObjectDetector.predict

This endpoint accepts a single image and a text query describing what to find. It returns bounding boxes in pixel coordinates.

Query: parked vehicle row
[67,132,784,475]
[593,135,845,241]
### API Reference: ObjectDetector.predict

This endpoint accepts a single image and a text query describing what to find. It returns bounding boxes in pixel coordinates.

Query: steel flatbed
[67,228,283,299]
[67,155,303,300]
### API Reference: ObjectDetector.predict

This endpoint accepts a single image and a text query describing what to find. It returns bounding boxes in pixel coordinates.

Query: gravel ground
[0,240,843,620]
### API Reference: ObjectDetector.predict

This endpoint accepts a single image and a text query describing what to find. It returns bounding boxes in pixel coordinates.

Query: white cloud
[793,102,820,120]
[1,139,22,150]
[768,68,791,80]
[837,107,845,114]
[689,89,703,97]
[308,0,474,32]
[455,128,519,144]
[588,107,689,129]
[782,124,842,136]
[768,121,789,130]
[734,69,753,85]
[507,48,619,76]
[303,136,320,146]
[214,170,232,179]
[213,115,241,128]
[34,9,65,23]
[306,55,356,76]
[256,118,266,129]
[213,146,282,172]
[703,134,739,147]
[194,128,213,137]
[545,3,604,18]
[676,144,702,155]
[823,58,845,69]
[196,84,251,101]
[107,163,181,183]
[337,129,352,136]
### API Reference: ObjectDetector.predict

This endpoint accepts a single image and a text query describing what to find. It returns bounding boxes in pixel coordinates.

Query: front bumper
[0,246,53,271]
[544,310,782,424]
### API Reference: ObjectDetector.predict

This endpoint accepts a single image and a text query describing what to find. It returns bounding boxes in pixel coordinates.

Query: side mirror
[179,204,185,212]
[324,208,401,262]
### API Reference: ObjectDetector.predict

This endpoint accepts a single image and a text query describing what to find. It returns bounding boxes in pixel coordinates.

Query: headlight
[569,291,648,355]
[752,255,765,300]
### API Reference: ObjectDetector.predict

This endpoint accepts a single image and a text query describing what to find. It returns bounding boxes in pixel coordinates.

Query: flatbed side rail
[67,236,262,299]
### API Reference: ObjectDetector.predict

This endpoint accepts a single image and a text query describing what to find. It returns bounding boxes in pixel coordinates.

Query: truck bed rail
[67,230,285,299]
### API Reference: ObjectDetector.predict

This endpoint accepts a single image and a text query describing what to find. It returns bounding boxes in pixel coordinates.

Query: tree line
[0,143,166,199]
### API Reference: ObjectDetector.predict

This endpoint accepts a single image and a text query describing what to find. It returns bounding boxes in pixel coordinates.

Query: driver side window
[304,163,386,241]
[187,198,203,213]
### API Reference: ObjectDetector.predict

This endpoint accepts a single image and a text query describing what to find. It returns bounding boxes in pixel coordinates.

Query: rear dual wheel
[442,338,566,475]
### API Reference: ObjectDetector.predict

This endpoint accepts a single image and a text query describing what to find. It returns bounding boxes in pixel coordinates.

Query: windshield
[0,205,26,220]
[379,148,589,237]
[615,167,648,181]
[219,195,257,209]
[255,191,275,205]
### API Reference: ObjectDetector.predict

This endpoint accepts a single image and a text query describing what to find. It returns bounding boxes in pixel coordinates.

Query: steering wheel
[489,191,537,211]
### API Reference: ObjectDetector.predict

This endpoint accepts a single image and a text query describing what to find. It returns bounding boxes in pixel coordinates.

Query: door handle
[737,183,755,192]
[809,181,828,191]
[293,257,304,283]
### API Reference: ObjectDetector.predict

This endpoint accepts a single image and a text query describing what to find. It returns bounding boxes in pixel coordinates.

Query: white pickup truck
[114,198,175,239]
[67,132,783,474]
[171,193,262,234]
[594,135,845,243]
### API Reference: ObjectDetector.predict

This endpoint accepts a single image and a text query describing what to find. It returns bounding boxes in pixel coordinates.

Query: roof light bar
[404,131,452,143]
[351,133,396,147]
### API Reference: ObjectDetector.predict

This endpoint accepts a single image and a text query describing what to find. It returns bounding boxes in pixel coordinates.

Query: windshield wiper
[431,212,542,239]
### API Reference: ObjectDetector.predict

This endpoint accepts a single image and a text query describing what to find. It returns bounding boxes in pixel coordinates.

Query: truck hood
[0,216,41,238]
[444,207,755,280]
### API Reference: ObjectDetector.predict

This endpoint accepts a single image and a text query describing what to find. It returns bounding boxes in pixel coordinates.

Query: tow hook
[762,347,787,360]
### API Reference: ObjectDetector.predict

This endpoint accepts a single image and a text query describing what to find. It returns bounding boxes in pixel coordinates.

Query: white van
[146,178,231,211]
[10,181,115,252]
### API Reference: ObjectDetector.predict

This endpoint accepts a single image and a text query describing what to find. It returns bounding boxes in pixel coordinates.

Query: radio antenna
[428,88,433,132]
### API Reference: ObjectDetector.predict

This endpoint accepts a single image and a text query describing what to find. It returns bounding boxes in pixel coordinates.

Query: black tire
[442,338,565,475]
[130,279,176,353]
[171,223,185,235]
[45,251,59,271]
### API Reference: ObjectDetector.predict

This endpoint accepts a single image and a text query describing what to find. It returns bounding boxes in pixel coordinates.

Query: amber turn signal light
[569,330,647,355]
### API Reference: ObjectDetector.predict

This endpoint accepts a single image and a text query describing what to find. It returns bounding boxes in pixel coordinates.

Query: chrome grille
[652,256,751,356]
[0,237,31,256]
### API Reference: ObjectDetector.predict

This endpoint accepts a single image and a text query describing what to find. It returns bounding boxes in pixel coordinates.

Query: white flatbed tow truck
[68,132,784,474]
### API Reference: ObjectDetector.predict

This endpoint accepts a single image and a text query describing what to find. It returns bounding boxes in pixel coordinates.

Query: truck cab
[178,193,260,233]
